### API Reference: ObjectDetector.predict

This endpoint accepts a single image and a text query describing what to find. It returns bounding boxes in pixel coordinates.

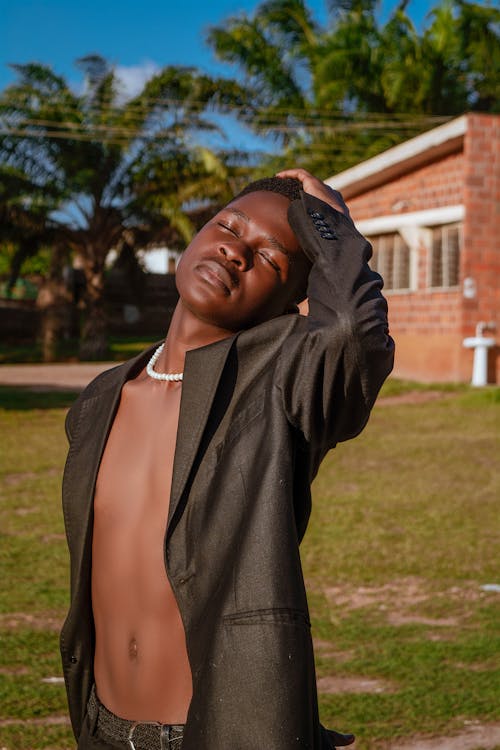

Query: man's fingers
[275,168,351,219]
[326,729,356,747]
[276,168,313,180]
[275,168,318,192]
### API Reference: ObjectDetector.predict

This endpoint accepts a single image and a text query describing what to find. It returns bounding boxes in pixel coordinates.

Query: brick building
[326,113,500,384]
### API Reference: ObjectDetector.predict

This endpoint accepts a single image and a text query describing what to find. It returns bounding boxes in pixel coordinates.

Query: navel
[128,637,138,660]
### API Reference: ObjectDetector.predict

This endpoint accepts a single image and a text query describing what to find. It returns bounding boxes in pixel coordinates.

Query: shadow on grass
[0,336,160,364]
[0,386,79,410]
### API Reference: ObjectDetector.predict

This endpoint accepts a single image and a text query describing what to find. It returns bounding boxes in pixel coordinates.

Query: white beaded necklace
[146,344,183,382]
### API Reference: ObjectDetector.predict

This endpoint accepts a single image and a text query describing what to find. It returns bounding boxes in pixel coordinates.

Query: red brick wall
[460,114,500,383]
[348,150,465,221]
[341,114,499,383]
[385,284,463,383]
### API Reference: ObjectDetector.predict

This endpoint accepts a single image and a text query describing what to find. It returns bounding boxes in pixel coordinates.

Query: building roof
[326,115,467,199]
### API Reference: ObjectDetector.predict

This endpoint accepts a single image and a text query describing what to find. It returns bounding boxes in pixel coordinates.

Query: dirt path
[0,362,118,391]
[1,717,499,750]
[376,390,455,406]
[0,715,70,727]
[386,722,500,750]
[0,365,463,405]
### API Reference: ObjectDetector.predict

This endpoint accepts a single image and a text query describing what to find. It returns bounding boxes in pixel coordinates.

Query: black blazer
[61,192,394,748]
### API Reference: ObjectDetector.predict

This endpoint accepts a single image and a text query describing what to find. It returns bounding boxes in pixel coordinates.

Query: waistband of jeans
[87,685,184,750]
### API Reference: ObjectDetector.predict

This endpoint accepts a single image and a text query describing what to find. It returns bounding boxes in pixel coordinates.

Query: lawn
[0,383,499,749]
[0,336,160,364]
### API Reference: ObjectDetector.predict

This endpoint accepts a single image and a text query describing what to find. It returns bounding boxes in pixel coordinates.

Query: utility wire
[0,92,453,122]
[0,117,445,140]
[0,118,215,137]
[0,127,431,148]
[0,110,450,132]
[0,128,417,157]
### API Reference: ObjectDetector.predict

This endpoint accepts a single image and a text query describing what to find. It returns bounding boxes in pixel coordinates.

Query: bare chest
[94,378,182,529]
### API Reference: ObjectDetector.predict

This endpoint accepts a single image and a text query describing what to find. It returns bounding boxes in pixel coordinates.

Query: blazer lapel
[63,348,156,587]
[64,338,234,572]
[168,335,235,529]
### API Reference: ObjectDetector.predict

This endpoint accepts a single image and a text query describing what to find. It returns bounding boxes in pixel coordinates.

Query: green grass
[0,391,73,748]
[378,377,469,397]
[1,385,499,749]
[303,387,500,747]
[0,387,79,411]
[0,335,160,364]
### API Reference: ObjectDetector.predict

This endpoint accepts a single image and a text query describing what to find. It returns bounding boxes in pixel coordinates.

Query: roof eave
[325,115,467,200]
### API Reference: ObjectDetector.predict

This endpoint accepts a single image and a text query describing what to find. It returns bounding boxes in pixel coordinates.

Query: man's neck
[157,300,235,374]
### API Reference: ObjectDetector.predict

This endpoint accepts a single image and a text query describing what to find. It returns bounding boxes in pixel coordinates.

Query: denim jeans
[77,686,184,750]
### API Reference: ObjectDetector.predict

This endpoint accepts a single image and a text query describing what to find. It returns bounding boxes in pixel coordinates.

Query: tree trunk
[79,264,110,360]
[36,279,72,363]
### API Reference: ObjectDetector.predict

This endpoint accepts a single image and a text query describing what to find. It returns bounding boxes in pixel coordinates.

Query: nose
[219,240,252,270]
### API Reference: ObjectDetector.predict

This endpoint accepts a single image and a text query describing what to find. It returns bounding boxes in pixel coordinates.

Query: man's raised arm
[275,168,395,475]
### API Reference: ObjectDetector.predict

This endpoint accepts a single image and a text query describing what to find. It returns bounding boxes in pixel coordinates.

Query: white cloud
[115,61,160,100]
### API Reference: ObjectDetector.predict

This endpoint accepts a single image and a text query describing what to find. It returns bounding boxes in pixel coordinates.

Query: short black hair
[234,176,302,203]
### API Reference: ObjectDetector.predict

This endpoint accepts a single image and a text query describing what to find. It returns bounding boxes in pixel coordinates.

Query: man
[61,168,394,749]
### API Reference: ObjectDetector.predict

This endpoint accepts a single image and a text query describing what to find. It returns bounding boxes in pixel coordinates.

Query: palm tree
[426,0,500,114]
[207,0,321,170]
[0,167,52,288]
[0,166,71,362]
[0,56,242,358]
[207,0,499,176]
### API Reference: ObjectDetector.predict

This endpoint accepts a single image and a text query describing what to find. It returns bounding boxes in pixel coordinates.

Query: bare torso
[92,370,192,723]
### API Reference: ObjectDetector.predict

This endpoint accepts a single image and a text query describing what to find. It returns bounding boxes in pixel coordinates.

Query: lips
[196,259,238,294]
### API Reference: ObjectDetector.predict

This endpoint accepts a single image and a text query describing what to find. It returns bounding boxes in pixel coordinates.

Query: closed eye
[217,221,240,237]
[258,251,281,274]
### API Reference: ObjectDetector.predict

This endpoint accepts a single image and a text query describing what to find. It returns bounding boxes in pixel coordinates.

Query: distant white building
[137,246,182,275]
[106,246,183,274]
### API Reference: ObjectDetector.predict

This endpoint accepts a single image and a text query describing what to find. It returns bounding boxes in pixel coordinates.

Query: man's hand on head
[276,168,351,221]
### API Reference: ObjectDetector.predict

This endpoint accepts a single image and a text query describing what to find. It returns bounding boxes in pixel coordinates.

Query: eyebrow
[225,207,290,256]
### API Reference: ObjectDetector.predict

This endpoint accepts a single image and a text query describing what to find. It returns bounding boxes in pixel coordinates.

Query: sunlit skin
[174,191,310,334]
[91,171,354,734]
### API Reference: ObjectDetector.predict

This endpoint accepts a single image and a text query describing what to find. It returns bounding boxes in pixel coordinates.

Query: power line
[0,115,446,142]
[0,118,208,138]
[0,127,176,145]
[0,127,417,159]
[0,92,453,123]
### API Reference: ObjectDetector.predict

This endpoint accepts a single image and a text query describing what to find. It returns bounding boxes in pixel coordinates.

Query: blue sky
[0,0,437,155]
[1,0,436,92]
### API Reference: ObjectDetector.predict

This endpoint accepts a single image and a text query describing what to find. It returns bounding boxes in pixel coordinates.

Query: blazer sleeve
[277,190,395,476]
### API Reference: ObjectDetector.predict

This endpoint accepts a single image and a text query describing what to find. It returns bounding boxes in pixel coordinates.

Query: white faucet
[463,322,497,386]
[476,321,496,337]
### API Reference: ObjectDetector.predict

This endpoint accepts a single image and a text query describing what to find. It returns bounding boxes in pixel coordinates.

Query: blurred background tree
[0,165,68,361]
[207,0,499,175]
[0,56,244,358]
[0,0,498,360]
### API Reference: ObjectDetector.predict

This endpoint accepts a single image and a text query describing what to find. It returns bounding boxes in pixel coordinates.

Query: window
[370,233,411,291]
[429,224,461,288]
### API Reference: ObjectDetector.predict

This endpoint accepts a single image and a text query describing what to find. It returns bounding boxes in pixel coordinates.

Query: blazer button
[310,211,324,219]
[70,655,78,664]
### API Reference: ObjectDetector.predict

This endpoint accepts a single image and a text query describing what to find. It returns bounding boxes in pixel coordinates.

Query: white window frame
[369,233,413,292]
[428,223,462,290]
[356,205,465,294]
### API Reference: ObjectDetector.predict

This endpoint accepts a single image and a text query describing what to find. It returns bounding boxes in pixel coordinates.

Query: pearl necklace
[146,344,183,382]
